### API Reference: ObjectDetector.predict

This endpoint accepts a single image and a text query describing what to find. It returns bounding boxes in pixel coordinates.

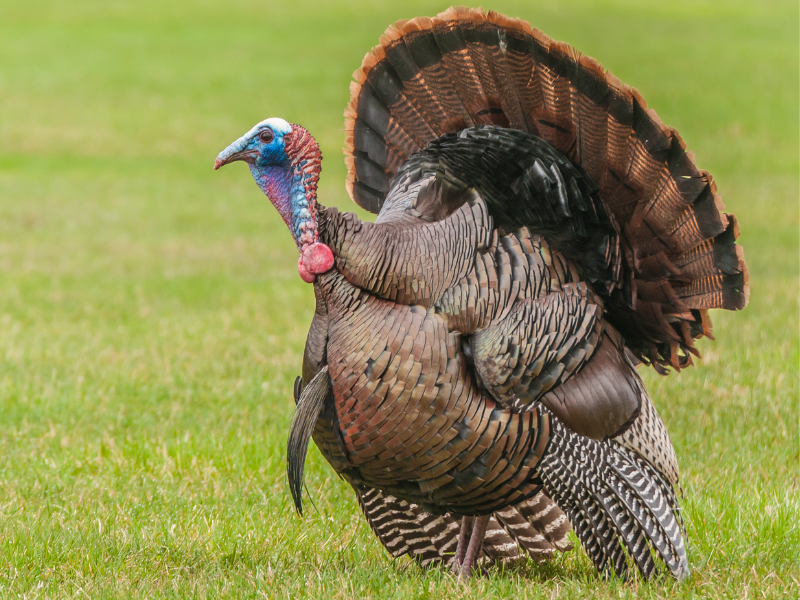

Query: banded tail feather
[357,487,572,568]
[538,413,690,581]
[513,492,574,553]
[344,6,748,371]
[492,494,571,563]
[614,378,681,487]
[356,487,457,567]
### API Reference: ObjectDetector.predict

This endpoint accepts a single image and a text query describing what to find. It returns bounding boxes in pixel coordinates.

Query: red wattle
[301,242,335,275]
[297,256,316,283]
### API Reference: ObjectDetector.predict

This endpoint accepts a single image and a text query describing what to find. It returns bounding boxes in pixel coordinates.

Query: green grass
[0,0,797,597]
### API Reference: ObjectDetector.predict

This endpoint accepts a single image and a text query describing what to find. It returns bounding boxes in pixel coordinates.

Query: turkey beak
[214,150,257,170]
[214,136,258,170]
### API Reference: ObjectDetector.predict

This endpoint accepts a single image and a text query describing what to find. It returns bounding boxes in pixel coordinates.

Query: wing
[470,282,604,407]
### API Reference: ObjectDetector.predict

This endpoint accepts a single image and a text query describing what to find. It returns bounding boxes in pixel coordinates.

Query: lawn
[0,0,797,598]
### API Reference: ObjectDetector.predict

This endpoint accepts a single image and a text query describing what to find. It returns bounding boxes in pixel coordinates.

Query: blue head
[215,117,322,251]
[214,117,293,171]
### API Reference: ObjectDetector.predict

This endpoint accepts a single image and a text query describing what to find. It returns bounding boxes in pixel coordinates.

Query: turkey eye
[259,129,274,143]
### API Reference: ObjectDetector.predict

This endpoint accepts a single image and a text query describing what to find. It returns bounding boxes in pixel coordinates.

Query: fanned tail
[344,6,748,371]
[538,415,690,580]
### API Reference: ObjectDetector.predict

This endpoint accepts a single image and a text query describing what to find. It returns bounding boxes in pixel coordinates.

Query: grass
[0,0,797,597]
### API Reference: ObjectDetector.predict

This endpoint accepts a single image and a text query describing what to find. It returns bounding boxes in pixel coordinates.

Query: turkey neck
[252,150,320,251]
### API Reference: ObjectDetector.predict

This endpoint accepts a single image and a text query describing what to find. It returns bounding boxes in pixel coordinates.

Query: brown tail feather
[343,7,748,371]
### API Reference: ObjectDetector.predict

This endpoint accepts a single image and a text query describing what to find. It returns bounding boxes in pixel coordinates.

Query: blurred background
[0,1,797,597]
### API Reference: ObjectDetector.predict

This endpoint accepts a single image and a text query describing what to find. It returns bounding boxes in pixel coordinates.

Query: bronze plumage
[216,6,749,582]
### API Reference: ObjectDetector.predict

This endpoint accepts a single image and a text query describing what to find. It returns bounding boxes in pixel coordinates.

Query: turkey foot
[451,515,489,579]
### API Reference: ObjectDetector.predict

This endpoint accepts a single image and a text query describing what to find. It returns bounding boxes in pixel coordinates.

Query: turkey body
[216,5,748,582]
[314,268,548,515]
[298,128,687,577]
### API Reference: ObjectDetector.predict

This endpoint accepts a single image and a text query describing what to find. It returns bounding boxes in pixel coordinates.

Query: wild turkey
[214,7,748,580]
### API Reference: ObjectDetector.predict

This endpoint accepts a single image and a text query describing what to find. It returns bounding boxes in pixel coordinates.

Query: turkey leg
[452,515,489,579]
[452,516,475,573]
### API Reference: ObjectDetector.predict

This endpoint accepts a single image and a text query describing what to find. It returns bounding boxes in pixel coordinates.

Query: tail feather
[356,487,572,568]
[513,492,574,553]
[541,454,632,578]
[357,487,447,566]
[583,491,630,578]
[344,7,748,371]
[433,20,492,128]
[617,445,689,555]
[605,453,688,577]
[539,415,690,580]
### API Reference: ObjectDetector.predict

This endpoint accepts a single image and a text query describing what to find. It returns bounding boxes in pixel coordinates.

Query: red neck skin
[284,125,322,252]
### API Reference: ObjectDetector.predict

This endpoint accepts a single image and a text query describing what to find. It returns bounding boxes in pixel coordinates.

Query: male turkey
[214,7,748,580]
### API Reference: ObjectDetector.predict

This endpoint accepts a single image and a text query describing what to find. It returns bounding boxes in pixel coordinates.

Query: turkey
[214,7,748,580]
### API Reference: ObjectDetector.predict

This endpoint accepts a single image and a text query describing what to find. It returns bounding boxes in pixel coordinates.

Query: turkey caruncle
[214,7,748,581]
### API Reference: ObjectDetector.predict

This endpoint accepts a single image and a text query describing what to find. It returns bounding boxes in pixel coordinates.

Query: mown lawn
[0,0,797,598]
